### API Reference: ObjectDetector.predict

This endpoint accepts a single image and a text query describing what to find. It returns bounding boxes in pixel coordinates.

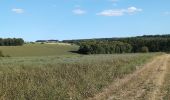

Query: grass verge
[161,57,170,100]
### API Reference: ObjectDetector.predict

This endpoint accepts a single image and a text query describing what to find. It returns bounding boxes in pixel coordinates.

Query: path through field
[89,54,170,100]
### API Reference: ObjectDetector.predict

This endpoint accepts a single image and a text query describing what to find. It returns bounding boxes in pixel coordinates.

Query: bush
[140,46,149,53]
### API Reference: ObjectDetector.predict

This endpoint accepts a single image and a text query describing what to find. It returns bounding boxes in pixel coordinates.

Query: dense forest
[63,34,170,54]
[0,38,24,46]
[78,41,132,54]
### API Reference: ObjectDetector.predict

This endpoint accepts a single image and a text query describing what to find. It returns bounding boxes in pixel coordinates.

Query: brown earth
[89,54,170,100]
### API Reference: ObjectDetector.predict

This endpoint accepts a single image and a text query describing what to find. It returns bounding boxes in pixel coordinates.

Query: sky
[0,0,170,41]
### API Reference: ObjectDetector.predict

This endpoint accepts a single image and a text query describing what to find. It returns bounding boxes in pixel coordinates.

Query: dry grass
[160,56,170,100]
[0,53,158,99]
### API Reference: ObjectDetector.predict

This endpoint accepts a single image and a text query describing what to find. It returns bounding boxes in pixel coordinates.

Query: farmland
[0,43,170,99]
[92,54,169,100]
[0,43,160,99]
[0,43,79,57]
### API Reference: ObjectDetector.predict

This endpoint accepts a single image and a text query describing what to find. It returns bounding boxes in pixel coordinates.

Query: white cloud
[72,9,86,15]
[126,7,142,14]
[12,8,24,14]
[97,9,124,16]
[97,6,142,16]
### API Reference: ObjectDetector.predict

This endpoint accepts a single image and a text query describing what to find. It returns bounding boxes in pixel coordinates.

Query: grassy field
[0,52,159,99]
[0,43,79,57]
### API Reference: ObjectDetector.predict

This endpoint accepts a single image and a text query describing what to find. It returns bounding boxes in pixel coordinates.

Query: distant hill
[36,40,59,43]
[62,34,170,43]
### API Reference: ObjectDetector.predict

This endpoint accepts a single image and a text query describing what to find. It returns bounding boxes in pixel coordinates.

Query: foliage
[63,34,170,53]
[119,37,170,52]
[0,38,24,46]
[78,41,132,54]
[140,46,149,53]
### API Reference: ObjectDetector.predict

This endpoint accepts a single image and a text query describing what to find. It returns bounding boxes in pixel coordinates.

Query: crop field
[0,44,169,99]
[0,51,158,99]
[0,43,79,57]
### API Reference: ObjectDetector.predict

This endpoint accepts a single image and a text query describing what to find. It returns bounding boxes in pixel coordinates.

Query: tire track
[89,54,169,100]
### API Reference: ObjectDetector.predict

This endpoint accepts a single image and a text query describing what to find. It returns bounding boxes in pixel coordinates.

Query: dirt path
[89,54,169,100]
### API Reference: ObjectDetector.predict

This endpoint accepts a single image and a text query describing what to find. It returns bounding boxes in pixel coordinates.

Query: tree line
[0,38,24,46]
[63,34,170,54]
[78,41,132,54]
[118,37,170,52]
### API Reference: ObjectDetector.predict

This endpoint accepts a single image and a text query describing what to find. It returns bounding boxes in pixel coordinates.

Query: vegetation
[0,50,4,57]
[0,53,158,99]
[119,37,170,52]
[0,44,79,57]
[0,38,24,46]
[161,59,170,100]
[78,41,132,54]
[36,40,59,43]
[63,34,170,53]
[140,46,149,53]
[0,35,167,99]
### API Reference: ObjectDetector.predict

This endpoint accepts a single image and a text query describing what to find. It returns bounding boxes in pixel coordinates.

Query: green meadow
[0,43,79,57]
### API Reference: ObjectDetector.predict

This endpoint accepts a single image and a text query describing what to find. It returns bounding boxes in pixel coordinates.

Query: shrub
[140,46,149,53]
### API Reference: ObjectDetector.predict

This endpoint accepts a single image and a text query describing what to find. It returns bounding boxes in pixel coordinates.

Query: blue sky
[0,0,170,41]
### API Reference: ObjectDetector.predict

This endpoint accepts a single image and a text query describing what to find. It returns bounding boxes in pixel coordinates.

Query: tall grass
[0,53,158,99]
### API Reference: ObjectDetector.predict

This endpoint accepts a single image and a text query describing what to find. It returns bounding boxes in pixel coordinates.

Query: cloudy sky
[0,0,170,41]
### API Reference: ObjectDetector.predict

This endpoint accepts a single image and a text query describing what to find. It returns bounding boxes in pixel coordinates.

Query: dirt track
[89,54,170,100]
